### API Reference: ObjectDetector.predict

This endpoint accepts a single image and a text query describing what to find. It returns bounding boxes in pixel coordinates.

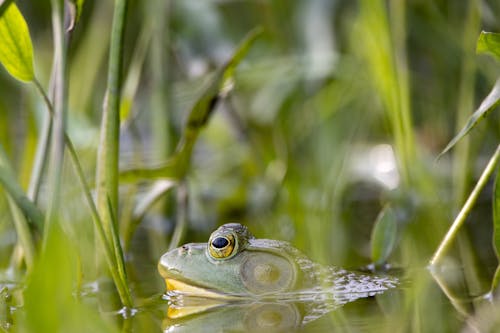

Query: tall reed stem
[430,144,500,266]
[44,0,67,238]
[96,0,128,236]
[95,0,132,307]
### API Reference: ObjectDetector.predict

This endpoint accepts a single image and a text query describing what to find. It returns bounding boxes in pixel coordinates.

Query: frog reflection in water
[158,223,398,303]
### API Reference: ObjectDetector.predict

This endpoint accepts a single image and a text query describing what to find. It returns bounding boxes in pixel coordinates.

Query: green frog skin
[158,223,398,298]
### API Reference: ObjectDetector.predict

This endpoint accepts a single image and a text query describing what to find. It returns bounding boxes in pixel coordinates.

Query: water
[142,264,497,332]
[163,290,390,332]
[0,263,496,332]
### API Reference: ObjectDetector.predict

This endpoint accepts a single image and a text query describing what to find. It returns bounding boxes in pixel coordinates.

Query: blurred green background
[0,0,500,332]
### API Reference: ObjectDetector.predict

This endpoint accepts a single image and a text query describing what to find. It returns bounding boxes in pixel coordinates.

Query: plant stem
[428,266,471,317]
[389,0,415,186]
[96,0,128,240]
[169,182,188,250]
[430,144,500,266]
[452,1,479,210]
[95,0,132,307]
[34,67,134,309]
[44,0,67,238]
[67,137,133,307]
[28,79,53,203]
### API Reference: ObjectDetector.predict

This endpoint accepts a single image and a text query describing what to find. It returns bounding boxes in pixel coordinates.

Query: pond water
[0,253,497,332]
[126,265,494,333]
[161,280,399,333]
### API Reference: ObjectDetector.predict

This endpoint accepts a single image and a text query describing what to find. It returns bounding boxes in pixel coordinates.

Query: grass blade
[67,0,85,31]
[94,0,132,308]
[66,137,132,308]
[431,145,500,266]
[169,181,188,250]
[477,31,500,61]
[120,27,263,182]
[132,180,176,221]
[6,195,35,272]
[120,23,152,125]
[0,145,44,230]
[354,0,415,186]
[0,1,34,82]
[438,79,500,158]
[492,161,500,291]
[44,0,68,232]
[95,0,128,240]
[106,196,133,307]
[31,48,134,309]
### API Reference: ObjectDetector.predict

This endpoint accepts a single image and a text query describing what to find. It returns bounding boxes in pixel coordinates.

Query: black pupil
[212,237,229,249]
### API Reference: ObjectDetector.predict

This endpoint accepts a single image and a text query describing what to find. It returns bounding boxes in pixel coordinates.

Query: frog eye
[209,234,236,259]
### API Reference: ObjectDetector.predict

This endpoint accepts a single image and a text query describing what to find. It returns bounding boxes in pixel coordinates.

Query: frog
[158,223,398,300]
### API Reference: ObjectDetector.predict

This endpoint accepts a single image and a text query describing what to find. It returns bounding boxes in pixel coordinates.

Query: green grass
[0,0,499,332]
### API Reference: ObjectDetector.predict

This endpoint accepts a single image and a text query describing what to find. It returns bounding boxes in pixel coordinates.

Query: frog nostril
[178,245,189,255]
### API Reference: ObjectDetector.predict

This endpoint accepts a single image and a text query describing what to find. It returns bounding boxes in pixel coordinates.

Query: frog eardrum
[240,251,295,294]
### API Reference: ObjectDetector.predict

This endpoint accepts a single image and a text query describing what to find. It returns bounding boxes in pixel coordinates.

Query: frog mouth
[165,278,229,298]
[165,278,241,319]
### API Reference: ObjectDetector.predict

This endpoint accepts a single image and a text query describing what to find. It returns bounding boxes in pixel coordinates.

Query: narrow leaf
[186,27,262,131]
[120,27,263,182]
[72,0,85,25]
[0,2,34,82]
[492,167,500,291]
[494,166,500,258]
[120,24,152,125]
[106,196,131,305]
[477,31,500,61]
[438,79,500,158]
[132,180,176,221]
[95,0,129,253]
[0,145,44,230]
[371,205,398,266]
[67,0,85,32]
[6,195,35,271]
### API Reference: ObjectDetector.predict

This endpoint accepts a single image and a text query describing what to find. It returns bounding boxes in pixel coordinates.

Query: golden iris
[209,234,236,259]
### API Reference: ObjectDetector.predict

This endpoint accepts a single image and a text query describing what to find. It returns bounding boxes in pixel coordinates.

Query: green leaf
[22,225,119,333]
[120,27,263,182]
[184,27,262,136]
[105,196,133,307]
[0,0,14,19]
[477,31,500,61]
[371,205,398,266]
[0,2,34,82]
[6,195,35,271]
[67,0,85,32]
[438,79,500,158]
[132,180,176,222]
[492,167,500,291]
[74,0,84,23]
[0,145,44,230]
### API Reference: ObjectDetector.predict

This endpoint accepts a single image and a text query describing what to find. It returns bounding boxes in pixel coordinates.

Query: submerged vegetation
[0,0,499,332]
